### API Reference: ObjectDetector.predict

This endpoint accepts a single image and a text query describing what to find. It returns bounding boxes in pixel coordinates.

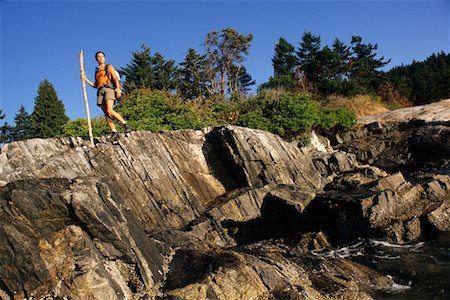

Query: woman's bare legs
[105,99,126,124]
[101,99,127,131]
[100,103,117,132]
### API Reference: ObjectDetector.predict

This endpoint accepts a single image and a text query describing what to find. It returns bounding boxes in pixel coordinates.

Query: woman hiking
[81,51,131,142]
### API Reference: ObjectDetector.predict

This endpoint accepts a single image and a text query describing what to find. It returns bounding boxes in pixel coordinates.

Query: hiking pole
[79,50,94,147]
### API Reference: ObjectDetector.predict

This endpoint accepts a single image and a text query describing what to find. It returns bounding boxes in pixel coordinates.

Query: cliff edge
[0,100,449,299]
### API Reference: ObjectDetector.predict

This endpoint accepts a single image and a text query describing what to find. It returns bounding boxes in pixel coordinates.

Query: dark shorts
[97,86,115,106]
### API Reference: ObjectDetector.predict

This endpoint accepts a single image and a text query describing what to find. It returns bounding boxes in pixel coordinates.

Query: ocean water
[312,232,450,299]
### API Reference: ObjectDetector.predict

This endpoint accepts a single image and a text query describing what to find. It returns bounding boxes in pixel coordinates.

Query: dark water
[312,232,450,299]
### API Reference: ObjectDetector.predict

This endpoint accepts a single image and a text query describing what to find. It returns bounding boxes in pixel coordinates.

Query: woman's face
[96,52,106,64]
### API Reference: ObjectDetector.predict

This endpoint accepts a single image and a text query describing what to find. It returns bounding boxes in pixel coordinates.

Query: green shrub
[119,89,170,125]
[210,101,240,124]
[119,89,212,131]
[62,116,109,137]
[237,90,356,140]
[317,108,356,132]
[62,89,356,142]
[238,110,272,132]
[238,91,321,139]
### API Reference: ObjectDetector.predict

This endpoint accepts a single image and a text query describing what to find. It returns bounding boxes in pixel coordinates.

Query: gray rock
[0,111,448,299]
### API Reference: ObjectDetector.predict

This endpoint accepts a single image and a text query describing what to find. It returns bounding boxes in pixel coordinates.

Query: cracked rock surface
[0,105,449,300]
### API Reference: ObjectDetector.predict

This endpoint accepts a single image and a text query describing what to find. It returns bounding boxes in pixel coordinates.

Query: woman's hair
[95,51,105,59]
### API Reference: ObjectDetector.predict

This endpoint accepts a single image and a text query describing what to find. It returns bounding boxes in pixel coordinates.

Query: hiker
[81,51,131,142]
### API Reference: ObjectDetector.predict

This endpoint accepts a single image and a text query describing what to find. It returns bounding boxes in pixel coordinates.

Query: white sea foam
[311,240,366,258]
[386,275,412,293]
[312,239,425,259]
[370,239,425,250]
[373,254,400,260]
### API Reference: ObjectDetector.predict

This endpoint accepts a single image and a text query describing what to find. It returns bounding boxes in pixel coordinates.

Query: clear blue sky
[1,0,449,125]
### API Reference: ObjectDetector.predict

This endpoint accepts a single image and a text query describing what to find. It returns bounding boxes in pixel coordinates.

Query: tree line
[121,27,254,99]
[0,80,68,143]
[1,27,449,143]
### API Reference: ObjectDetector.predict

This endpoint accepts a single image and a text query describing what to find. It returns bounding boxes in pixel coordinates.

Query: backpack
[104,64,122,92]
[105,64,124,102]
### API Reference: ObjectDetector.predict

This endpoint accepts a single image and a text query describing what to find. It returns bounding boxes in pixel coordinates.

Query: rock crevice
[0,109,449,299]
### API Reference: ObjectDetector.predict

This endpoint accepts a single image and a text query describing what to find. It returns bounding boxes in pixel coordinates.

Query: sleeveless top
[95,65,112,88]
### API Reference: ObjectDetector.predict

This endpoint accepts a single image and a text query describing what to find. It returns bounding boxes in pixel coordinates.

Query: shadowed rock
[0,103,449,299]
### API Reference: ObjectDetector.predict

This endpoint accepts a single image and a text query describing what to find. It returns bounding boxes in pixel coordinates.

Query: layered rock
[0,100,449,300]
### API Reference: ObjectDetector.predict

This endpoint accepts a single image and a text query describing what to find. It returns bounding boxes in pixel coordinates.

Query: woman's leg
[100,104,117,132]
[105,99,126,124]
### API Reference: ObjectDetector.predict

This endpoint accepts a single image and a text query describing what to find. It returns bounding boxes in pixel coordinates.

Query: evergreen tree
[150,52,177,91]
[407,52,450,104]
[331,38,352,80]
[121,45,177,92]
[272,37,298,77]
[121,44,153,91]
[0,123,13,144]
[434,52,450,101]
[204,27,253,97]
[0,109,13,143]
[31,79,69,138]
[348,36,390,94]
[315,45,341,94]
[12,105,33,141]
[297,33,351,95]
[297,31,322,87]
[375,51,449,105]
[259,37,299,91]
[177,48,209,100]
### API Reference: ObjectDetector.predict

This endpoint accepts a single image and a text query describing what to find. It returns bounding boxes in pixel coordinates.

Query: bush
[62,116,109,137]
[61,89,356,142]
[237,90,357,140]
[316,108,356,134]
[119,89,212,131]
[210,100,240,124]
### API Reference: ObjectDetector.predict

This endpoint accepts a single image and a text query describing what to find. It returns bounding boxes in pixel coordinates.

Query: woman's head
[95,51,105,59]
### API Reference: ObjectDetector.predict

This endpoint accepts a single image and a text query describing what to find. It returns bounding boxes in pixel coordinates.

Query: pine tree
[385,52,450,105]
[272,37,298,77]
[121,44,153,91]
[315,46,340,94]
[297,31,322,87]
[121,45,177,92]
[31,79,69,138]
[331,38,352,80]
[348,36,390,94]
[0,123,13,144]
[258,37,299,91]
[178,48,209,100]
[0,109,13,143]
[12,105,33,141]
[150,52,177,91]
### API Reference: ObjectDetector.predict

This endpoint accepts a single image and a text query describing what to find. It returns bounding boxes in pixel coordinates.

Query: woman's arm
[108,64,122,98]
[81,71,95,87]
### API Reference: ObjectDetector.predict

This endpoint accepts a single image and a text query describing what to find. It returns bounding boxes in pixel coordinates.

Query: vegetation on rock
[1,28,449,143]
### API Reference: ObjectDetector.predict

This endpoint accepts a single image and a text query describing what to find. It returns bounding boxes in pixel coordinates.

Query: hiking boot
[123,123,132,134]
[107,131,119,142]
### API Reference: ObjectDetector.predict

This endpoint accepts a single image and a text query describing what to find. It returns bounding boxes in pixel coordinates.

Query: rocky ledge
[0,100,449,299]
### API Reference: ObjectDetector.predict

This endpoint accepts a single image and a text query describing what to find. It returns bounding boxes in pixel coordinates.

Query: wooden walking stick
[79,50,94,147]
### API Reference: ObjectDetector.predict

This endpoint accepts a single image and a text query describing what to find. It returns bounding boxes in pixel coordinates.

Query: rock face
[0,100,449,299]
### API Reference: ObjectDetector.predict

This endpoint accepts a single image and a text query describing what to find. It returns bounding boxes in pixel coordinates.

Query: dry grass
[325,94,389,118]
